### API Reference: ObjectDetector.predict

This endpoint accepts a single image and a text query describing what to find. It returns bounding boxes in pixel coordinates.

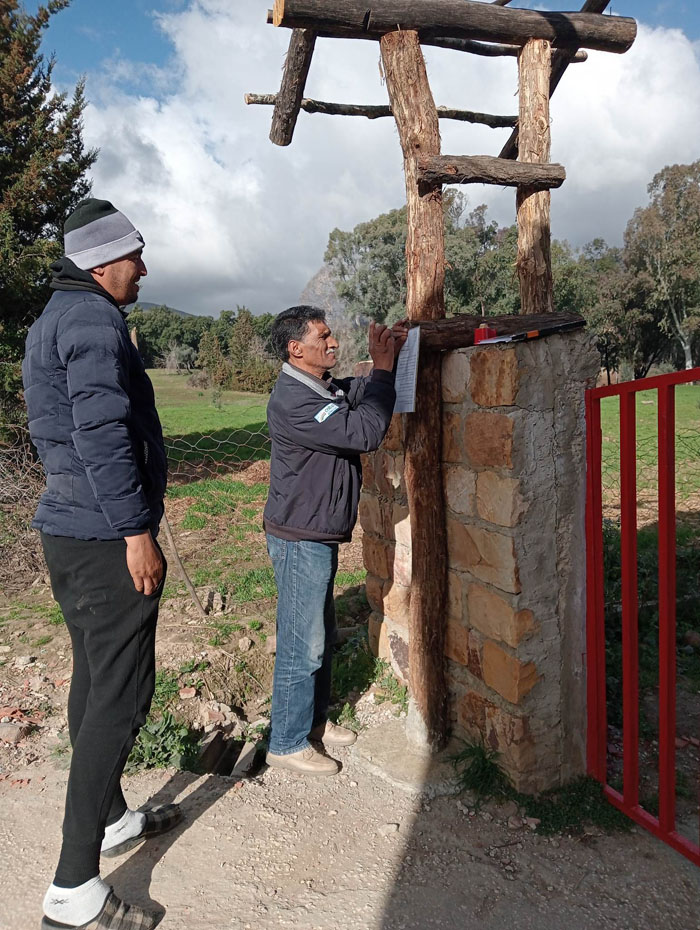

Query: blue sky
[26,1,700,315]
[38,0,699,85]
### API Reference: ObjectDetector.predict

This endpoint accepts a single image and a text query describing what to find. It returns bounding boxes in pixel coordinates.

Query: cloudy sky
[39,1,700,316]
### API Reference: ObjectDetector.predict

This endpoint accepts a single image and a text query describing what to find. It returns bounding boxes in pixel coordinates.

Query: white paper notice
[393,325,420,414]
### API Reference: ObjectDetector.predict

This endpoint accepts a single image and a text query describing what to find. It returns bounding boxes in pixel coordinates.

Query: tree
[0,0,97,425]
[624,161,700,370]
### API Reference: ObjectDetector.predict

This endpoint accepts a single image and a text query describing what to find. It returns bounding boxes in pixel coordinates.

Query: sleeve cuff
[370,368,395,385]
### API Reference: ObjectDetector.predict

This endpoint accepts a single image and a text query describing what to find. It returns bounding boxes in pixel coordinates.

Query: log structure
[272,0,636,54]
[517,39,554,314]
[269,28,316,146]
[248,0,637,755]
[417,154,565,190]
[500,0,612,159]
[380,29,448,750]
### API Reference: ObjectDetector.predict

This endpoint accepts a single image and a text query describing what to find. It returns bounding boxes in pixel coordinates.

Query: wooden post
[517,38,553,315]
[269,28,316,146]
[380,29,448,752]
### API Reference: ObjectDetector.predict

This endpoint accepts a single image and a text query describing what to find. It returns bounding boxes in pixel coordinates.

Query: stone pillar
[361,331,599,792]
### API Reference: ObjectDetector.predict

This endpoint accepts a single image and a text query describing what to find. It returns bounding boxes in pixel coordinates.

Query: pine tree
[0,0,97,425]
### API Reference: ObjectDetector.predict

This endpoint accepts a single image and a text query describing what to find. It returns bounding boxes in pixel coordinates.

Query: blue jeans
[266,534,338,755]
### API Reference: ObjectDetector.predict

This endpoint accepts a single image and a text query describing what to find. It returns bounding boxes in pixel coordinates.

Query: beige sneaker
[266,745,339,775]
[310,720,357,746]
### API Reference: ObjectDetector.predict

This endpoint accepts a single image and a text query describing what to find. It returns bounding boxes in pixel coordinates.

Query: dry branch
[270,28,316,146]
[272,0,637,54]
[246,94,517,128]
[417,154,565,189]
[427,35,587,60]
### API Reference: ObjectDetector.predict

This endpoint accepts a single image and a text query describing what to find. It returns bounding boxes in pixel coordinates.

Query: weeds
[152,668,181,709]
[32,635,52,647]
[125,711,199,774]
[452,740,511,801]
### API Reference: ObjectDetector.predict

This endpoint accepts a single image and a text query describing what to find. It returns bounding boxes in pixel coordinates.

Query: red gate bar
[586,366,700,869]
[619,391,639,808]
[585,391,607,780]
[657,384,676,834]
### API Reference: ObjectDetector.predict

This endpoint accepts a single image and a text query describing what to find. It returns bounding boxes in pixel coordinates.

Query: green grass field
[599,383,700,514]
[149,370,270,463]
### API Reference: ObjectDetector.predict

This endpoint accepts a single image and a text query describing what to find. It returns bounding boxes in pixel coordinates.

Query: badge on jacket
[314,403,341,423]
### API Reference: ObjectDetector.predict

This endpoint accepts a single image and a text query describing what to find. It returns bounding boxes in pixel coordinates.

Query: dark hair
[269,305,327,362]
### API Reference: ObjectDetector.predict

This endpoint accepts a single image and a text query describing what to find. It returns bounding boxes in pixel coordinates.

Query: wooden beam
[517,39,554,315]
[414,312,585,351]
[501,0,614,158]
[417,154,565,189]
[267,6,588,60]
[269,28,316,146]
[380,29,448,752]
[246,94,518,128]
[272,0,637,54]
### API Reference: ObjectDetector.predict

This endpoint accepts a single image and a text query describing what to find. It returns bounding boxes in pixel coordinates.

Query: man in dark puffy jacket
[23,199,180,930]
[263,305,405,776]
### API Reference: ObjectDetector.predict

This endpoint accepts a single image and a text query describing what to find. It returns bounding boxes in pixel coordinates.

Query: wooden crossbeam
[417,154,565,189]
[501,0,613,159]
[270,28,316,146]
[246,94,518,128]
[414,312,585,351]
[265,9,588,60]
[272,0,637,54]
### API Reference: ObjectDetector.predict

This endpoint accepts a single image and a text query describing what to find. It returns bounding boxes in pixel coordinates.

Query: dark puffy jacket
[22,262,167,540]
[263,363,395,542]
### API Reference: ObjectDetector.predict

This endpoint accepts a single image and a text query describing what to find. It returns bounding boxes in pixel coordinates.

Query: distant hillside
[128,301,194,318]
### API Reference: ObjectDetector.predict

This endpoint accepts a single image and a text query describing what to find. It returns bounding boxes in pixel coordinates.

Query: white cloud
[80,6,700,315]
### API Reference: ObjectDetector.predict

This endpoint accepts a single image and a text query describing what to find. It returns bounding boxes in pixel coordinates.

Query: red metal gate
[586,368,700,866]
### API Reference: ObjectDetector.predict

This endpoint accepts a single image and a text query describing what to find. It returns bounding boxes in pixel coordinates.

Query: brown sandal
[41,890,159,930]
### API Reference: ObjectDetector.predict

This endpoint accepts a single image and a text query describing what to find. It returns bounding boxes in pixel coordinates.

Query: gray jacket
[263,363,396,542]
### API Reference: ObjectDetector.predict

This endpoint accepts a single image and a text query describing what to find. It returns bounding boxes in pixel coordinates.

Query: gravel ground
[2,726,700,930]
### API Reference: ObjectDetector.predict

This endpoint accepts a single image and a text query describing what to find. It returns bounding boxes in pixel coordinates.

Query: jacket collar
[281,363,345,400]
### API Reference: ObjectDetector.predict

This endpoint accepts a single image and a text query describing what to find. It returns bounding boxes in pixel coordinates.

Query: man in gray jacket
[263,306,405,775]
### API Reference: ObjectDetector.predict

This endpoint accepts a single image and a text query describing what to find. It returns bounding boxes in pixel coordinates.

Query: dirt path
[2,732,700,930]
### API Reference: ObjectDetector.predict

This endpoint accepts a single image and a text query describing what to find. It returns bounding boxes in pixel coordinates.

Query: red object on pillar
[473,322,497,343]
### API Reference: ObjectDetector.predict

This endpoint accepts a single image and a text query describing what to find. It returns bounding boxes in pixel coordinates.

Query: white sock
[101,808,147,851]
[43,876,110,925]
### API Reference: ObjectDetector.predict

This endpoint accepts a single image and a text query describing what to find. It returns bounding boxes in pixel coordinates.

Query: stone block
[382,414,404,451]
[376,452,406,498]
[447,521,520,594]
[484,705,537,787]
[467,584,535,648]
[445,622,482,678]
[442,411,463,463]
[476,472,527,528]
[470,347,519,407]
[361,452,376,490]
[365,573,384,613]
[383,580,410,626]
[444,465,476,516]
[385,621,410,682]
[442,351,470,403]
[393,543,412,587]
[368,612,383,657]
[457,689,493,738]
[465,411,514,469]
[363,536,391,581]
[447,570,466,625]
[482,640,538,704]
[392,502,411,549]
[359,493,384,538]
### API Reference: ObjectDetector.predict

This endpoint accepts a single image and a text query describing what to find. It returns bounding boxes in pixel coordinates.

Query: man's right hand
[125,531,163,595]
[369,322,396,371]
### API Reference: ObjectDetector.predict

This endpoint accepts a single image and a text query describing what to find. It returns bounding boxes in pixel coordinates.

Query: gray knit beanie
[64,198,145,270]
